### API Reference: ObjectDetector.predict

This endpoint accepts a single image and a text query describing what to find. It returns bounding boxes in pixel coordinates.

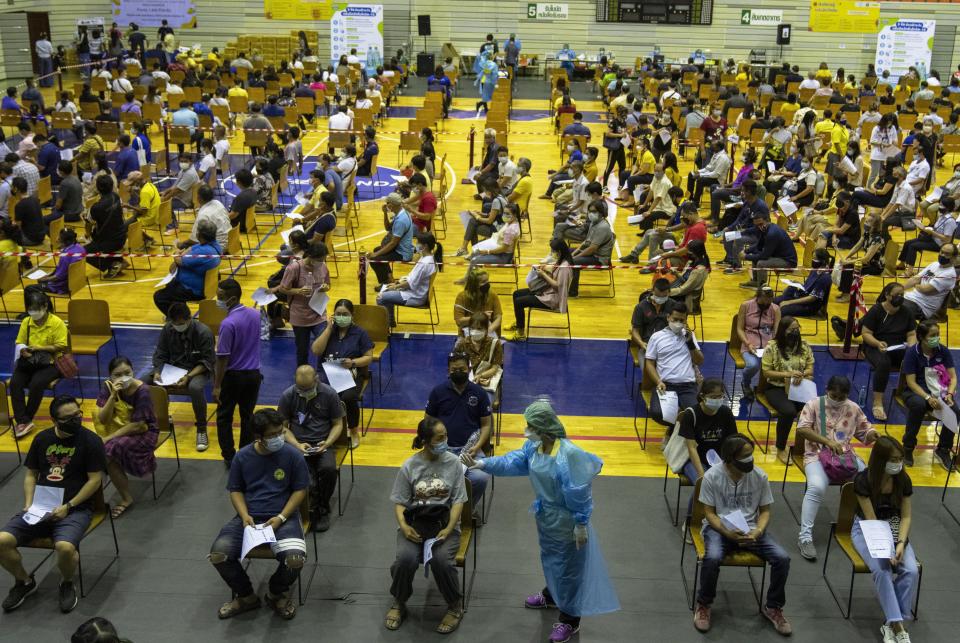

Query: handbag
[18,325,53,369]
[662,407,695,474]
[475,338,503,394]
[817,396,859,483]
[403,503,450,540]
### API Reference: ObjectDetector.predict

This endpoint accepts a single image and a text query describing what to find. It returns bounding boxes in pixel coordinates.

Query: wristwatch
[276,514,287,524]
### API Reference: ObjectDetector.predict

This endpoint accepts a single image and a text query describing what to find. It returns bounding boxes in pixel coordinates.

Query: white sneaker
[895,630,911,643]
[880,624,896,643]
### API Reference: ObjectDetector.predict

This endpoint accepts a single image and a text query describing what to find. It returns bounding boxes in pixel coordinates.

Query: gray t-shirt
[698,463,774,531]
[586,219,615,264]
[390,451,468,514]
[277,382,344,443]
[58,175,83,215]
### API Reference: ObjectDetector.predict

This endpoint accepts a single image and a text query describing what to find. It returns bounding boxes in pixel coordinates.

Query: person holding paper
[277,365,344,532]
[707,147,757,226]
[552,178,601,245]
[453,312,503,396]
[773,248,833,317]
[454,203,521,286]
[629,278,677,359]
[507,238,574,342]
[461,400,619,643]
[718,179,767,273]
[852,436,918,643]
[143,302,216,451]
[761,316,815,463]
[385,418,467,633]
[180,185,231,249]
[209,409,309,621]
[93,356,158,519]
[678,378,737,515]
[858,284,917,421]
[794,376,878,561]
[741,214,797,289]
[644,304,703,426]
[567,201,615,298]
[693,433,793,635]
[901,243,958,321]
[666,239,710,312]
[897,195,958,276]
[153,221,222,317]
[120,171,159,246]
[36,228,85,296]
[276,242,330,367]
[614,136,656,206]
[0,395,106,614]
[367,192,415,289]
[686,140,730,207]
[376,231,441,328]
[876,166,919,239]
[816,191,861,251]
[736,285,779,400]
[899,319,959,470]
[620,188,685,264]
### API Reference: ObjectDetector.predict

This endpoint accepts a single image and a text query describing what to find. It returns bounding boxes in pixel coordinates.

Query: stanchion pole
[162,124,170,176]
[57,71,63,93]
[829,262,861,361]
[358,253,368,305]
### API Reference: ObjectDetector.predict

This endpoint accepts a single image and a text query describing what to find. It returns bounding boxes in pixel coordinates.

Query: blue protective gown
[475,55,498,104]
[482,440,620,617]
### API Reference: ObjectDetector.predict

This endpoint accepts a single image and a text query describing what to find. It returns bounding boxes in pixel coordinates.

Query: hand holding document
[251,287,278,306]
[241,524,277,559]
[777,197,798,216]
[858,520,895,559]
[156,364,189,386]
[720,509,750,535]
[657,390,679,424]
[321,360,356,393]
[23,486,64,525]
[788,378,818,404]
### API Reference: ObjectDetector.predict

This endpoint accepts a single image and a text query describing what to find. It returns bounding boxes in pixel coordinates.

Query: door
[26,12,51,74]
[0,13,33,82]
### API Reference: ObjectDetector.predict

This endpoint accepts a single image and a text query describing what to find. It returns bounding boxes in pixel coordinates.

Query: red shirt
[413,191,437,231]
[681,220,707,248]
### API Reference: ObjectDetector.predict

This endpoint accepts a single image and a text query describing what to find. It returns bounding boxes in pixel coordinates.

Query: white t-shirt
[799,78,820,90]
[645,327,699,384]
[214,139,230,162]
[891,182,917,211]
[329,111,352,130]
[337,156,357,177]
[905,261,958,318]
[498,158,518,189]
[198,153,217,175]
[907,157,930,186]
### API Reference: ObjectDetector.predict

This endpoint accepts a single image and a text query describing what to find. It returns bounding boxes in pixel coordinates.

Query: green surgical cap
[524,400,566,438]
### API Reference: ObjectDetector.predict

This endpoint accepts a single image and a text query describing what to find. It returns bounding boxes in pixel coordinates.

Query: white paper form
[281,225,304,246]
[720,509,750,534]
[934,404,959,434]
[777,198,798,216]
[251,287,278,306]
[423,537,439,577]
[858,520,895,559]
[156,364,189,386]
[321,361,356,393]
[25,269,47,280]
[23,486,64,525]
[657,390,679,425]
[788,379,818,404]
[241,524,277,560]
[308,289,329,316]
[155,269,177,288]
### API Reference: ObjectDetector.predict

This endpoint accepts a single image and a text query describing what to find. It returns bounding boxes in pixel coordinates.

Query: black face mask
[939,254,952,266]
[450,371,468,386]
[757,302,770,311]
[57,417,83,437]
[732,459,755,473]
[890,294,905,307]
[786,329,801,343]
[478,283,491,297]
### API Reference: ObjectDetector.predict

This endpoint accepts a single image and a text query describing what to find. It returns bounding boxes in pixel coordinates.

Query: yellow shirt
[815,68,832,82]
[736,71,748,81]
[510,174,533,212]
[138,182,160,227]
[554,96,576,111]
[814,120,835,136]
[584,159,598,183]
[15,313,68,358]
[0,239,21,255]
[637,150,656,173]
[228,86,249,98]
[665,166,680,187]
[831,124,849,155]
[76,135,105,171]
[779,102,800,123]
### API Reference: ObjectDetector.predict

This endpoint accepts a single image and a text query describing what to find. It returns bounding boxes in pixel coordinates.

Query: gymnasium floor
[0,75,957,639]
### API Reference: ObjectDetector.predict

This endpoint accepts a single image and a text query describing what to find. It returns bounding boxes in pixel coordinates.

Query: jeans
[901,391,958,453]
[722,232,756,268]
[709,186,740,222]
[142,370,209,430]
[210,514,306,597]
[568,255,603,295]
[687,174,719,206]
[463,217,495,246]
[10,361,60,425]
[798,457,865,543]
[851,187,891,211]
[512,288,550,330]
[293,321,325,367]
[38,57,54,87]
[390,528,461,606]
[751,257,793,285]
[376,289,426,327]
[851,519,919,624]
[762,386,803,451]
[697,526,791,609]
[546,171,570,196]
[681,459,704,517]
[741,351,761,392]
[217,369,262,461]
[649,381,699,426]
[864,346,904,393]
[603,146,626,182]
[631,229,674,260]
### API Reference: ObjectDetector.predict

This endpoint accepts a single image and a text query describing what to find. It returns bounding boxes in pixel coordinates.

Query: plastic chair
[67,299,118,381]
[721,314,746,397]
[394,271,440,337]
[663,462,694,527]
[148,386,180,500]
[352,304,393,396]
[0,381,22,483]
[457,478,478,610]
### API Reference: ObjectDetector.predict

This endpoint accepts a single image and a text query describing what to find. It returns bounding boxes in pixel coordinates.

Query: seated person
[761,316,815,463]
[900,319,958,469]
[452,312,503,395]
[541,138,584,198]
[615,137,656,204]
[456,179,506,257]
[0,395,105,614]
[776,155,818,220]
[794,376,877,561]
[454,202,520,285]
[568,200,615,298]
[385,417,466,634]
[507,238,573,341]
[835,212,887,301]
[152,221,222,316]
[84,174,128,278]
[693,433,792,636]
[901,243,957,321]
[741,214,798,288]
[208,409,309,621]
[278,365,345,532]
[667,239,710,311]
[707,148,758,225]
[718,179,767,271]
[815,191,860,250]
[36,228,86,295]
[736,285,779,400]
[454,268,503,335]
[621,195,684,264]
[878,166,918,237]
[629,278,677,359]
[898,195,957,276]
[93,356,158,520]
[644,303,703,425]
[851,437,919,643]
[859,284,916,421]
[142,302,216,449]
[376,231,440,327]
[774,248,833,317]
[368,193,415,288]
[678,378,737,513]
[310,299,375,448]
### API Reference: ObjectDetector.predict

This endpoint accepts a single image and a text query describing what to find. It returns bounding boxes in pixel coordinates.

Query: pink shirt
[280,258,331,327]
[740,299,779,351]
[797,398,876,466]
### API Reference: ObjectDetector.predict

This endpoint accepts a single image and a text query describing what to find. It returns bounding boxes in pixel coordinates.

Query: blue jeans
[697,525,791,609]
[851,519,919,623]
[376,289,426,327]
[682,459,703,516]
[798,456,865,543]
[450,446,490,502]
[210,514,306,597]
[742,351,761,392]
[38,57,54,86]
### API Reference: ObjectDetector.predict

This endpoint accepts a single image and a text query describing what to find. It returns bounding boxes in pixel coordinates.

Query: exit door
[26,12,51,74]
[0,13,33,80]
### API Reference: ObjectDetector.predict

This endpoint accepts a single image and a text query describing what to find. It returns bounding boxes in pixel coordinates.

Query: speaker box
[777,24,791,46]
[418,14,431,37]
[417,53,434,77]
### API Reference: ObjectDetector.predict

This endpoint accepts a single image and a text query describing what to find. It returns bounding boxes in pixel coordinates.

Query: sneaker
[739,281,761,290]
[58,580,78,613]
[693,602,711,632]
[934,447,954,472]
[895,630,912,643]
[2,577,36,612]
[548,623,578,643]
[797,539,817,561]
[741,386,755,402]
[506,332,526,342]
[723,266,743,275]
[904,449,914,467]
[619,254,639,264]
[880,624,897,643]
[14,423,34,439]
[524,591,557,609]
[715,259,731,267]
[164,223,179,233]
[454,248,468,257]
[762,606,793,636]
[196,430,209,452]
[315,512,331,533]
[684,530,693,545]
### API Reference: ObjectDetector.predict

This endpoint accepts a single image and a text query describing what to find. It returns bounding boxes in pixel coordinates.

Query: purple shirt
[731,163,754,188]
[47,243,86,294]
[216,304,261,371]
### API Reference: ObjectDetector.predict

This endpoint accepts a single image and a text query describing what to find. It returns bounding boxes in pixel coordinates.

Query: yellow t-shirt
[637,150,656,173]
[0,239,21,255]
[665,166,680,187]
[584,159,599,183]
[228,86,249,98]
[138,182,160,227]
[814,120,835,136]
[815,68,832,82]
[831,124,849,155]
[510,174,533,212]
[554,96,576,111]
[15,313,68,358]
[779,102,800,123]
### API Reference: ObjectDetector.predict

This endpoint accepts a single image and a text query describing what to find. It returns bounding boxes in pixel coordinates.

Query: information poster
[111,0,196,29]
[875,18,935,82]
[330,4,383,68]
[265,0,332,21]
[809,0,879,33]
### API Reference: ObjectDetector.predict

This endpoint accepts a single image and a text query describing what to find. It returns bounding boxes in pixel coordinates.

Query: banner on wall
[875,18,935,82]
[526,3,569,20]
[330,4,383,67]
[809,0,879,33]
[111,0,196,29]
[740,9,783,26]
[265,0,333,21]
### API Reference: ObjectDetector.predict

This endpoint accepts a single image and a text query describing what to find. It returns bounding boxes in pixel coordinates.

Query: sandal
[873,405,887,422]
[384,602,406,630]
[217,595,261,619]
[265,591,297,620]
[436,606,464,634]
[110,503,132,519]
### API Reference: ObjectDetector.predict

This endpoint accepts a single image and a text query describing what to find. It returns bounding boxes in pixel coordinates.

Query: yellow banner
[265,0,332,21]
[810,0,880,33]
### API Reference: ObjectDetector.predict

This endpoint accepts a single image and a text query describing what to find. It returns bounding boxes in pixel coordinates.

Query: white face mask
[469,329,485,341]
[113,375,132,388]
[651,294,669,305]
[885,461,903,476]
[668,320,685,334]
[588,212,599,223]
[179,162,191,170]
[27,309,45,322]
[703,397,724,412]
[566,144,574,152]
[524,429,541,444]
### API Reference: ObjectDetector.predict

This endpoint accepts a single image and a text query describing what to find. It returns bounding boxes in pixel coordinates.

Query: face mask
[297,386,317,400]
[890,294,904,307]
[703,397,724,412]
[171,321,190,333]
[923,126,933,134]
[179,162,191,170]
[938,254,952,266]
[801,161,811,170]
[565,144,574,152]
[430,440,449,455]
[27,309,45,322]
[885,461,903,476]
[669,320,685,334]
[263,435,285,453]
[113,375,132,388]
[450,371,468,386]
[651,294,669,305]
[588,212,599,223]
[215,298,231,310]
[712,111,721,118]
[732,455,754,473]
[469,329,485,341]
[926,336,940,348]
[786,329,801,342]
[826,395,846,408]
[57,416,83,437]
[478,282,491,297]
[654,171,664,180]
[524,429,541,444]
[954,170,960,179]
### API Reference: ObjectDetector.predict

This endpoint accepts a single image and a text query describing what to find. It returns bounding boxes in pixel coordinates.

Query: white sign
[112,0,197,29]
[740,9,783,26]
[331,4,384,69]
[527,3,568,20]
[875,19,936,84]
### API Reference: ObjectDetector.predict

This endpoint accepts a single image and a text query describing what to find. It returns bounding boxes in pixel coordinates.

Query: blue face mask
[430,440,449,455]
[264,435,285,453]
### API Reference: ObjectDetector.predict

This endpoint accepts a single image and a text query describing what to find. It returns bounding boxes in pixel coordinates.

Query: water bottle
[857,386,867,408]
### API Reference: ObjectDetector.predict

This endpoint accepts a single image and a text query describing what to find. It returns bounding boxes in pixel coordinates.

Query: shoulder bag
[817,396,858,483]
[662,407,695,474]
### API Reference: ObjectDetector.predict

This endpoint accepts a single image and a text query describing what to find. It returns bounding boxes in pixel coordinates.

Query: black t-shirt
[230,188,258,225]
[860,303,915,345]
[90,193,126,249]
[15,196,45,245]
[25,427,107,511]
[677,404,738,467]
[631,297,677,342]
[839,206,861,244]
[853,469,912,520]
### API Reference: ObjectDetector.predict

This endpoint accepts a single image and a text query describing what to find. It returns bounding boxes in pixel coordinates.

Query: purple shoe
[549,623,579,642]
[524,591,556,609]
